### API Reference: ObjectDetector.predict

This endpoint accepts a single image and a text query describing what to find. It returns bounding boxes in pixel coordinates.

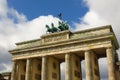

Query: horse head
[46,25,50,28]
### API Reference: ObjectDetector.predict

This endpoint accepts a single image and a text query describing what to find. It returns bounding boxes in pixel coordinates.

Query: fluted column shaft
[85,50,93,80]
[106,47,116,80]
[25,58,32,80]
[41,56,47,80]
[65,53,71,80]
[11,61,17,80]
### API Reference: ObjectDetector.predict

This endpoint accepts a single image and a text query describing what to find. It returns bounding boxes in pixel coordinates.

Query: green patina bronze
[46,23,59,33]
[46,13,69,33]
[51,23,58,33]
[58,21,69,31]
[46,25,52,33]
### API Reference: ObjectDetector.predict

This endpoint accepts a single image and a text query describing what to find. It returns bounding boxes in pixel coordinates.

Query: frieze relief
[12,40,111,59]
[43,34,68,43]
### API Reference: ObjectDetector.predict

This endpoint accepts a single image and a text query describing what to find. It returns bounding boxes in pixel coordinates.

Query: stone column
[41,56,47,80]
[71,54,82,80]
[114,53,120,80]
[65,53,71,80]
[11,60,17,80]
[106,47,116,80]
[85,50,93,80]
[25,58,32,80]
[92,53,100,80]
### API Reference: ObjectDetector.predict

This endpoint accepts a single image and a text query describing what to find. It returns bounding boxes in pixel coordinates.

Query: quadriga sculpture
[58,21,69,31]
[51,23,58,32]
[45,13,69,33]
[46,23,59,33]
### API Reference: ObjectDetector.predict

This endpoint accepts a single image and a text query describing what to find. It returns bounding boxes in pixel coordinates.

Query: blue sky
[7,0,88,25]
[0,0,120,80]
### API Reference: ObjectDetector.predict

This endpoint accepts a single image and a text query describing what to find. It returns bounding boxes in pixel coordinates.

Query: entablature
[9,25,119,59]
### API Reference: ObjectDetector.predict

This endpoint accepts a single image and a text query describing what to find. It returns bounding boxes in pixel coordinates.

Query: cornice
[9,33,115,54]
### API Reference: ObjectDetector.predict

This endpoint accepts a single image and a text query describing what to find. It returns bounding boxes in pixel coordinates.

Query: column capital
[85,49,93,54]
[26,58,32,60]
[12,60,17,63]
[85,48,93,51]
[106,46,113,49]
[65,52,71,56]
[26,58,33,63]
[42,55,48,58]
[13,59,17,62]
[65,52,71,55]
[85,49,91,52]
[42,56,47,58]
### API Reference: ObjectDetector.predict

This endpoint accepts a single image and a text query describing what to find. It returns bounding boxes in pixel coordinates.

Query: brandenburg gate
[9,25,120,80]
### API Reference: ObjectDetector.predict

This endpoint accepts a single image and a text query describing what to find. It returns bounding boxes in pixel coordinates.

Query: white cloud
[0,0,8,17]
[74,0,120,54]
[75,0,120,37]
[85,0,120,35]
[74,0,120,79]
[0,0,119,80]
[0,0,60,73]
[74,11,109,30]
[0,63,11,72]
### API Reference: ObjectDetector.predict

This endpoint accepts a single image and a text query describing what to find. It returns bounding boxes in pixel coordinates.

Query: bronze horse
[58,21,69,31]
[46,23,58,33]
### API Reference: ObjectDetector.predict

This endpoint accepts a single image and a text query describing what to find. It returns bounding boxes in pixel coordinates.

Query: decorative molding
[9,25,119,51]
[43,34,68,43]
[41,30,70,44]
[9,25,119,60]
[12,39,112,60]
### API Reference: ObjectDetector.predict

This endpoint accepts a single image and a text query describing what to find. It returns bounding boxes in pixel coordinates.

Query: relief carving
[43,34,67,43]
